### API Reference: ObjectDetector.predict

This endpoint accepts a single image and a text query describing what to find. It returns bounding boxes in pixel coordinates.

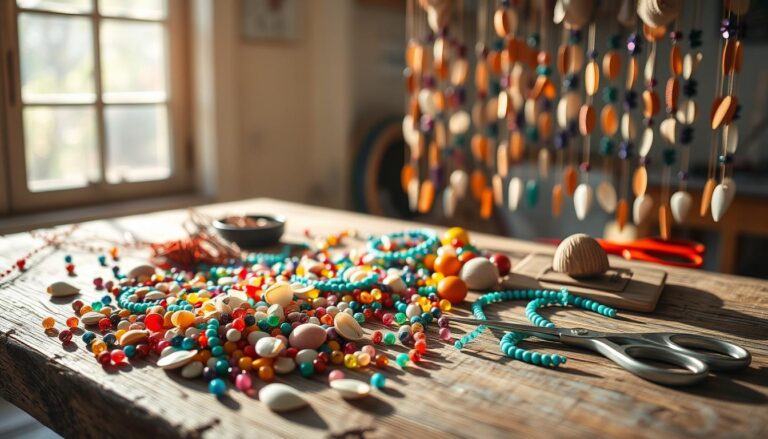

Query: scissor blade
[448,317,562,340]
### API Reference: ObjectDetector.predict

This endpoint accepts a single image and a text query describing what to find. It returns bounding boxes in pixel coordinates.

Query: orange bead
[433,254,461,276]
[437,276,468,305]
[258,365,275,381]
[65,317,79,328]
[375,354,389,367]
[422,254,436,271]
[238,356,253,370]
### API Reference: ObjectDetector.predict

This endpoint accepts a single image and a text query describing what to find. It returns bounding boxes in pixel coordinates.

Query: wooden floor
[0,198,766,438]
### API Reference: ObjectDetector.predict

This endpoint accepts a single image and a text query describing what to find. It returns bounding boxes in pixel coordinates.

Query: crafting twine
[455,288,616,367]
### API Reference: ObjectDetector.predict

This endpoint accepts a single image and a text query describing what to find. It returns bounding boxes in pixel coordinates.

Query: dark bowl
[212,215,286,249]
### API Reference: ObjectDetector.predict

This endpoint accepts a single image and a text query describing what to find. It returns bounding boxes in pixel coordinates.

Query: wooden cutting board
[503,253,667,312]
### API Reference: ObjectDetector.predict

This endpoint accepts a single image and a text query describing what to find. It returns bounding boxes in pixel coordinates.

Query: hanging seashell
[471,169,486,200]
[637,0,681,28]
[670,190,692,223]
[711,182,736,222]
[526,179,539,208]
[538,148,550,180]
[722,177,737,208]
[633,194,654,224]
[723,124,739,153]
[561,0,595,30]
[602,50,621,80]
[493,8,511,37]
[632,166,648,197]
[659,204,672,240]
[553,0,566,24]
[700,177,716,217]
[552,233,609,278]
[448,111,470,135]
[450,169,468,199]
[417,180,435,214]
[402,115,418,147]
[621,113,637,140]
[563,165,578,196]
[585,61,600,96]
[617,198,629,231]
[496,144,509,177]
[47,281,80,297]
[497,90,510,119]
[552,184,563,218]
[626,56,638,89]
[642,90,660,118]
[418,89,438,115]
[407,178,419,212]
[480,187,493,219]
[683,51,703,80]
[492,174,504,206]
[660,117,677,144]
[574,183,593,220]
[600,104,619,136]
[596,180,618,213]
[443,187,457,217]
[508,177,524,211]
[638,127,654,158]
[677,99,698,124]
[578,104,596,135]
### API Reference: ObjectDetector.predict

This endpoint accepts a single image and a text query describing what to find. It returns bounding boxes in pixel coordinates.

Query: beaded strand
[454,288,616,367]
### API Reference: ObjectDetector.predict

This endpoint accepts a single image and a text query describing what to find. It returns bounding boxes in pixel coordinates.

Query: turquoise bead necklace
[366,230,439,263]
[455,288,616,367]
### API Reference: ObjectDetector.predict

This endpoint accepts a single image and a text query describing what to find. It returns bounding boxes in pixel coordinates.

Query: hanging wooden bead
[578,104,596,135]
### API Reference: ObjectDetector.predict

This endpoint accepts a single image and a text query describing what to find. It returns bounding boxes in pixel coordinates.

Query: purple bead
[420,115,434,133]
[499,74,510,89]
[640,156,651,166]
[202,366,216,381]
[588,50,598,60]
[438,316,449,328]
[430,168,443,189]
[554,132,569,150]
[229,366,241,381]
[326,327,339,340]
[670,31,682,41]
[644,117,654,127]
[677,170,689,181]
[422,75,436,89]
[539,97,552,111]
[580,162,591,173]
[627,40,638,53]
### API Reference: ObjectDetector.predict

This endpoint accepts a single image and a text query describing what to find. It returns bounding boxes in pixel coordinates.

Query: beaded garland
[454,288,616,367]
[366,230,439,263]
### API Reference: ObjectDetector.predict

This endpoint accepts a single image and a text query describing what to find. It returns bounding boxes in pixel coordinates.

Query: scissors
[449,317,751,386]
[596,237,705,269]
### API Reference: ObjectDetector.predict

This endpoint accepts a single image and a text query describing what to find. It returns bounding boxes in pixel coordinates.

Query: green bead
[600,137,615,156]
[662,148,676,166]
[384,332,397,345]
[602,86,618,104]
[299,362,314,377]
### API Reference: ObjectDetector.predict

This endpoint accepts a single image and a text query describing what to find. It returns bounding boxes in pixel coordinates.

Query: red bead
[155,340,171,353]
[285,347,298,358]
[16,259,26,270]
[58,329,73,343]
[97,351,112,366]
[65,263,75,273]
[371,330,383,344]
[243,345,256,357]
[110,349,126,364]
[312,358,327,373]
[93,277,104,289]
[414,339,427,353]
[72,300,84,313]
[144,313,163,332]
[232,318,245,332]
[135,343,150,358]
[408,349,421,363]
[98,318,112,332]
[489,253,512,276]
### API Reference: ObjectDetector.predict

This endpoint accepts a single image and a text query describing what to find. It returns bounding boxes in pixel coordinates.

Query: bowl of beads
[213,214,286,249]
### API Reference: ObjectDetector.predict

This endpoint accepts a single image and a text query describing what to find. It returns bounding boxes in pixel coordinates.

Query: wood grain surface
[1,198,766,439]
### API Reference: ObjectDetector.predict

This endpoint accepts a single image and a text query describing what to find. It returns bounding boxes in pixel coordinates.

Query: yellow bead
[344,354,358,369]
[342,294,353,303]
[411,322,425,333]
[42,317,55,329]
[92,340,107,355]
[114,329,126,340]
[439,299,452,311]
[371,289,382,300]
[441,227,470,246]
[238,356,253,371]
[331,350,344,364]
[187,293,199,304]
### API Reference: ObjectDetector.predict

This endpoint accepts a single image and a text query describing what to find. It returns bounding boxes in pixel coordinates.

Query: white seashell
[683,51,702,80]
[259,383,309,411]
[127,264,156,281]
[459,257,499,290]
[144,291,166,301]
[552,234,609,278]
[119,329,149,346]
[329,379,371,399]
[633,194,654,224]
[274,357,296,374]
[621,113,637,140]
[181,361,204,379]
[402,115,418,147]
[255,337,286,358]
[247,330,269,345]
[538,148,550,180]
[556,92,581,129]
[660,117,677,144]
[450,170,469,199]
[722,177,737,207]
[382,274,406,293]
[508,177,524,211]
[267,304,284,322]
[290,283,316,299]
[449,111,471,134]
[574,183,593,220]
[677,100,698,124]
[217,276,235,286]
[47,281,80,297]
[711,182,736,222]
[638,127,654,158]
[492,174,504,206]
[418,89,437,115]
[723,124,738,154]
[156,349,197,370]
[333,312,365,341]
[670,191,692,223]
[443,187,457,218]
[264,282,293,307]
[295,349,318,365]
[643,48,655,82]
[81,311,106,326]
[596,181,618,213]
[496,144,509,178]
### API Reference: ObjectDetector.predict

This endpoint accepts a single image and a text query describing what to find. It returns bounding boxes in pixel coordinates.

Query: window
[0,0,191,213]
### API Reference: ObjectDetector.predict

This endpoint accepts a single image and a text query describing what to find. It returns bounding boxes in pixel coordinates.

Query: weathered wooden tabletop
[1,198,766,438]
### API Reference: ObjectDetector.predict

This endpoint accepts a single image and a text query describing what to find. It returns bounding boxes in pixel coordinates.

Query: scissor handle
[639,333,752,371]
[584,338,710,386]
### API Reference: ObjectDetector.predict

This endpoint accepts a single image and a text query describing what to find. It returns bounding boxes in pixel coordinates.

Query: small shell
[255,337,286,358]
[260,383,309,412]
[596,180,617,213]
[723,124,739,154]
[127,264,156,281]
[626,56,638,89]
[552,234,609,278]
[156,349,197,370]
[329,379,371,399]
[632,166,648,197]
[585,61,600,96]
[47,281,80,297]
[119,329,149,346]
[264,282,294,307]
[633,193,654,225]
[639,127,654,158]
[450,169,469,199]
[683,51,702,80]
[274,357,296,375]
[295,349,318,365]
[81,311,106,326]
[670,44,682,76]
[493,8,511,37]
[711,96,737,130]
[660,117,677,144]
[711,181,736,222]
[700,178,717,217]
[538,148,550,180]
[459,257,499,290]
[670,190,692,223]
[621,113,637,140]
[574,183,593,221]
[642,90,660,118]
[578,104,596,135]
[677,99,698,124]
[508,177,524,211]
[333,312,365,341]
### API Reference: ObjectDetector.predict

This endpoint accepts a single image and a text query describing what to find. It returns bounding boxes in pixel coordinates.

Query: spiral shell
[552,234,609,278]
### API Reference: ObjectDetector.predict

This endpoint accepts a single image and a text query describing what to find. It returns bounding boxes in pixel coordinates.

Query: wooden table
[1,199,766,438]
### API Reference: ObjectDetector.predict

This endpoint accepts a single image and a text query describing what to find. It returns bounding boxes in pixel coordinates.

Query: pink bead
[328,370,345,381]
[362,345,376,357]
[235,373,252,391]
[439,327,452,341]
[382,313,394,325]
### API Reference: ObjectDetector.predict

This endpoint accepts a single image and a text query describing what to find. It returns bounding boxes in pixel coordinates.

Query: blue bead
[211,346,225,357]
[370,373,386,389]
[208,378,227,396]
[522,351,533,363]
[215,359,229,374]
[123,345,136,358]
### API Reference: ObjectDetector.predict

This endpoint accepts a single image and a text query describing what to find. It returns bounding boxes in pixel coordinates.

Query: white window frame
[0,0,192,213]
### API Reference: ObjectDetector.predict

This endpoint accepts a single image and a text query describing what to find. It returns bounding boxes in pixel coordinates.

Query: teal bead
[525,179,539,207]
[214,359,229,375]
[208,378,226,396]
[602,86,618,104]
[370,373,386,389]
[531,352,542,365]
[541,354,551,367]
[522,351,532,363]
[396,353,410,367]
[299,362,314,377]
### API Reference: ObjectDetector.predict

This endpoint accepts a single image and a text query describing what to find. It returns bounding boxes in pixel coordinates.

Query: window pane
[18,13,95,104]
[99,0,166,20]
[101,20,167,103]
[17,0,92,14]
[24,106,99,192]
[105,105,171,183]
